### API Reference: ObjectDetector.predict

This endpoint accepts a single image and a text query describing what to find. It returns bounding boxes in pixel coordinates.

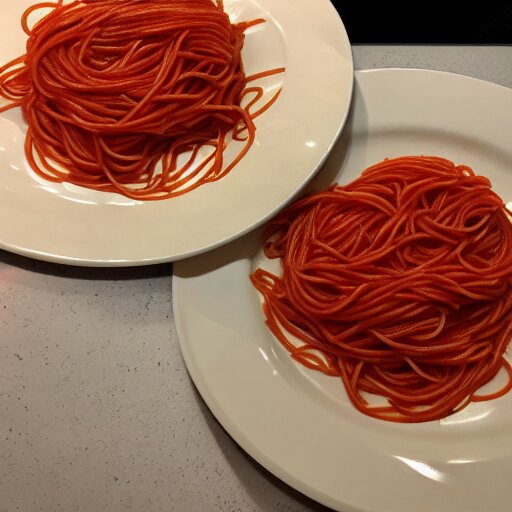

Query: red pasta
[250,156,512,423]
[0,0,283,199]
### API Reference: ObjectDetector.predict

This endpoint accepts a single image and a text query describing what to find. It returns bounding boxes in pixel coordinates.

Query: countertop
[1,45,511,512]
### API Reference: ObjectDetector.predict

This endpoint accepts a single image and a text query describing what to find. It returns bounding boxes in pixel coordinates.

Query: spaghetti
[0,0,283,199]
[251,156,512,422]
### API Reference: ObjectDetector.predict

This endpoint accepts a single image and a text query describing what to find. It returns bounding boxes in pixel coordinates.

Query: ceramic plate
[173,69,512,512]
[0,0,353,265]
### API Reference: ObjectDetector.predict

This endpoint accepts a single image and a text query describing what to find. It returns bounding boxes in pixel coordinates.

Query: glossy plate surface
[173,69,512,512]
[0,0,353,265]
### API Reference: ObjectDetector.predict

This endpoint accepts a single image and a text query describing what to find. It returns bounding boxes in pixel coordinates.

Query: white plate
[0,0,352,266]
[173,69,512,512]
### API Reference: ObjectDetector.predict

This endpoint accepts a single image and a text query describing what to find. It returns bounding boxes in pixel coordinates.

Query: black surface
[330,1,512,44]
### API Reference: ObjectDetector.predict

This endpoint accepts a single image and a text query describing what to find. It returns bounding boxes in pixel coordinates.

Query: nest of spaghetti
[0,0,282,199]
[251,156,512,423]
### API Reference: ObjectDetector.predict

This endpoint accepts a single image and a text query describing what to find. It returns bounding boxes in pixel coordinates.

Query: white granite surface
[0,45,510,512]
[353,45,512,88]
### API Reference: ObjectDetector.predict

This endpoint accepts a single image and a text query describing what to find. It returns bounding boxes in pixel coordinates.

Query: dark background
[329,1,512,44]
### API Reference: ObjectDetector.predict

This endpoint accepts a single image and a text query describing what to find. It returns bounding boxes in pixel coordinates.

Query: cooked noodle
[251,156,512,422]
[0,0,283,199]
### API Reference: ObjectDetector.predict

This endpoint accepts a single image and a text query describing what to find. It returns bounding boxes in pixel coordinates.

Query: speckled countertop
[1,46,511,512]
